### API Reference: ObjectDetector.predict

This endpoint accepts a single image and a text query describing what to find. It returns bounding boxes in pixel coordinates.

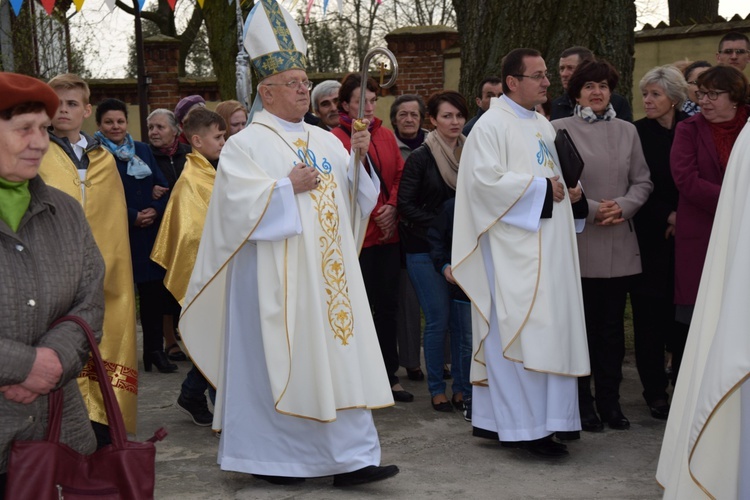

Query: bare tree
[668,0,719,25]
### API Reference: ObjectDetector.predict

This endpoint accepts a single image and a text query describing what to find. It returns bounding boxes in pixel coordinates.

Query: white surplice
[657,119,750,499]
[452,95,590,441]
[180,110,393,476]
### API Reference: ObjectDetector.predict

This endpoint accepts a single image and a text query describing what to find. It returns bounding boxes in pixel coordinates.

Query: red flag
[40,0,56,15]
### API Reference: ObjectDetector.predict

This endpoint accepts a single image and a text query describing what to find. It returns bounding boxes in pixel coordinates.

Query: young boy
[38,74,138,447]
[151,107,226,428]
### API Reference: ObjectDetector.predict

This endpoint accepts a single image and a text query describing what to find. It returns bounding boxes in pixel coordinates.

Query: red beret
[0,72,59,119]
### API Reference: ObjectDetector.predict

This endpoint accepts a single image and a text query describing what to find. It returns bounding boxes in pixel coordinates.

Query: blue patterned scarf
[94,131,152,179]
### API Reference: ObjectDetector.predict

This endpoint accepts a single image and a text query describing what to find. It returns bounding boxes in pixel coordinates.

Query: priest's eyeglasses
[694,90,728,101]
[719,48,748,55]
[511,72,549,81]
[264,80,313,91]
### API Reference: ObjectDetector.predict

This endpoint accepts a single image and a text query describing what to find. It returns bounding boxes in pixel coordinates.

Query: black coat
[150,142,191,189]
[631,112,687,297]
[397,144,455,254]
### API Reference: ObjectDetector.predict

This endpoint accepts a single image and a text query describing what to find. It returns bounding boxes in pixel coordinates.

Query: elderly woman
[0,72,104,497]
[631,65,689,420]
[681,61,712,116]
[552,60,653,431]
[671,66,750,341]
[95,98,177,374]
[215,100,247,139]
[147,108,190,361]
[391,94,428,161]
[331,73,411,403]
[398,91,471,413]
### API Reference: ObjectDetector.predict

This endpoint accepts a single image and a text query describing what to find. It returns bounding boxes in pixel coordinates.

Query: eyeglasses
[511,72,549,81]
[687,80,699,86]
[263,79,313,91]
[694,90,728,101]
[719,48,749,56]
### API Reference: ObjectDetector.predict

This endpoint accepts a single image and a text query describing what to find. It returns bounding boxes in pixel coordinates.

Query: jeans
[182,364,216,405]
[450,299,473,399]
[407,252,468,397]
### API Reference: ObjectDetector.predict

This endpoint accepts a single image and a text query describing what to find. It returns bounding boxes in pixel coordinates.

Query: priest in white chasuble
[452,48,590,458]
[657,120,750,499]
[179,0,398,488]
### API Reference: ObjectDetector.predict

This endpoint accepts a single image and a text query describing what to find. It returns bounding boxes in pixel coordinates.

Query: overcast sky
[72,0,750,79]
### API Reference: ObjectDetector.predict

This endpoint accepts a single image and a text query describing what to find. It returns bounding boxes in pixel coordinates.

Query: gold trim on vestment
[686,371,750,499]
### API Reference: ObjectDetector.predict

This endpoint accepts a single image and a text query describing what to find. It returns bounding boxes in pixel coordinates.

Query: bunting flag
[72,0,85,11]
[305,0,314,22]
[196,0,205,7]
[137,0,146,10]
[167,0,178,9]
[40,0,56,15]
[9,0,23,15]
[103,0,117,11]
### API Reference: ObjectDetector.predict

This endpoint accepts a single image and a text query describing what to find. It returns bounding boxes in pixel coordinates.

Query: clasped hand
[0,347,63,404]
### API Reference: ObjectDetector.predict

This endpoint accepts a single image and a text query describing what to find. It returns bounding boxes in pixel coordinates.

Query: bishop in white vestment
[452,49,590,457]
[179,0,398,487]
[656,119,750,499]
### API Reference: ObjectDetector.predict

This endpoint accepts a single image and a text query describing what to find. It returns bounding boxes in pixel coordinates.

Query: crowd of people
[1,0,749,493]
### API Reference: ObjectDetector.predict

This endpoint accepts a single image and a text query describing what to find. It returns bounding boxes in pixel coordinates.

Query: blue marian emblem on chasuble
[535,133,556,171]
[292,138,353,346]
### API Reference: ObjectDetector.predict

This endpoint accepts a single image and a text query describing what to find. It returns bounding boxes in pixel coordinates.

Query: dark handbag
[5,315,167,500]
[554,128,585,188]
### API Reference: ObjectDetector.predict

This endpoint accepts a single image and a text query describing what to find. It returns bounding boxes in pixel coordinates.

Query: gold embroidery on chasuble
[297,138,354,346]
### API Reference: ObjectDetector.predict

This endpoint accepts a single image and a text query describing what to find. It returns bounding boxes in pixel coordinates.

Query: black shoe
[166,343,188,362]
[392,390,414,403]
[580,407,604,432]
[144,351,178,373]
[472,427,498,440]
[555,431,580,441]
[603,407,630,430]
[177,394,213,426]
[648,399,670,420]
[431,397,453,412]
[333,465,399,487]
[406,367,424,381]
[451,396,465,412]
[525,436,569,458]
[252,474,305,485]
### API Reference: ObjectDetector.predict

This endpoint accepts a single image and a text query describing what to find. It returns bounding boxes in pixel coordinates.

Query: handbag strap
[47,315,128,447]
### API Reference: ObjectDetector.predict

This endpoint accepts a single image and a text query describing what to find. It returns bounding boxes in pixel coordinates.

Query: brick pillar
[143,35,181,113]
[385,27,460,101]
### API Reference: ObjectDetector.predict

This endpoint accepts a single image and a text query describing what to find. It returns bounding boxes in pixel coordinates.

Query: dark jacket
[462,107,486,136]
[48,131,102,170]
[397,144,455,254]
[632,113,686,298]
[550,93,633,122]
[113,140,170,283]
[0,176,104,473]
[427,198,468,301]
[150,142,191,189]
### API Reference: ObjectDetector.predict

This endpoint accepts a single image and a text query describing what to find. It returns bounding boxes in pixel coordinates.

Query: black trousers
[631,292,688,403]
[579,277,631,414]
[136,280,170,356]
[359,243,401,387]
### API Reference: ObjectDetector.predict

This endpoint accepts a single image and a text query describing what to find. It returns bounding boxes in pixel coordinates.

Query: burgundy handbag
[5,315,167,499]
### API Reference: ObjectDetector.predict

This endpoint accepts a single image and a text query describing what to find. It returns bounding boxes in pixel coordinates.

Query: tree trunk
[202,0,243,100]
[453,0,636,116]
[668,0,719,25]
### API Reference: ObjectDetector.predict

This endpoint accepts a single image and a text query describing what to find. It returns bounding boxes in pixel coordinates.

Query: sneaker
[177,394,213,426]
[463,398,472,422]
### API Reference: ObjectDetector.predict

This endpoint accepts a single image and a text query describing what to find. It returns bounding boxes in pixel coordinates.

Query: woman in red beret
[0,72,105,498]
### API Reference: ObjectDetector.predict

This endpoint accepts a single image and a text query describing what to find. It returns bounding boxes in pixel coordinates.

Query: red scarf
[157,138,181,157]
[708,105,747,171]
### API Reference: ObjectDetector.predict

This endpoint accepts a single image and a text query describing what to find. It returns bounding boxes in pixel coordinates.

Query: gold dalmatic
[39,141,138,433]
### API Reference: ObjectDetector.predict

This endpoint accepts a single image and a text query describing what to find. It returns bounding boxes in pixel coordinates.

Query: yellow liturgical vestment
[151,151,216,305]
[39,139,138,434]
